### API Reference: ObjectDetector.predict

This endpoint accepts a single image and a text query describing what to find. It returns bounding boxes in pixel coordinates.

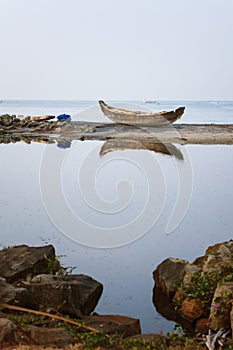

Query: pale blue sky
[0,0,232,100]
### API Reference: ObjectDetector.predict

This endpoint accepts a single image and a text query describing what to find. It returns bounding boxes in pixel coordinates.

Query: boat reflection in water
[0,133,183,159]
[100,140,183,160]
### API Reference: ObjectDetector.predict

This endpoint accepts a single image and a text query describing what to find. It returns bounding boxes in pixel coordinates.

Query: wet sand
[1,122,233,145]
[64,122,233,145]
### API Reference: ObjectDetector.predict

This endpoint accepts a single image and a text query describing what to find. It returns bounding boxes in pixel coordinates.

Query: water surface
[0,100,233,333]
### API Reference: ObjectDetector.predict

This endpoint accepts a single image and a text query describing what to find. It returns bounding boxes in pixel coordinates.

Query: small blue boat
[57,114,71,122]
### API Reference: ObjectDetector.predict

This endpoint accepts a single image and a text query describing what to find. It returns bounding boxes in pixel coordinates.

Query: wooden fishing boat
[99,100,185,126]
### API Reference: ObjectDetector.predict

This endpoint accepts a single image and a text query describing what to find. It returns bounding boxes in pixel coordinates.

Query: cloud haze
[0,0,232,100]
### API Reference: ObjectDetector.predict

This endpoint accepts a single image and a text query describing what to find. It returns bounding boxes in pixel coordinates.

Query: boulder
[183,263,201,287]
[0,277,28,306]
[195,318,209,333]
[152,240,233,335]
[128,333,164,341]
[26,325,73,347]
[0,245,58,283]
[231,303,233,339]
[0,318,15,343]
[82,314,141,337]
[21,274,103,317]
[181,298,204,320]
[208,282,233,331]
[153,286,193,332]
[202,241,233,273]
[153,258,187,297]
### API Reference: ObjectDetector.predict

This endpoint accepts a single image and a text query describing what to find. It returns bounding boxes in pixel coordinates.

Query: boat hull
[99,100,185,126]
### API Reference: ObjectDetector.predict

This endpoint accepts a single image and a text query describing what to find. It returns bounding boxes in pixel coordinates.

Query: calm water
[0,100,233,333]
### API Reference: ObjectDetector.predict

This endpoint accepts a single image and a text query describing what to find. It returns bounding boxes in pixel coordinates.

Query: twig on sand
[1,303,110,338]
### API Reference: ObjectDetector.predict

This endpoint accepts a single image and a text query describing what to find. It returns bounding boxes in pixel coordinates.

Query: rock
[153,258,188,297]
[205,240,233,256]
[95,347,121,350]
[152,240,233,335]
[0,277,29,306]
[0,318,15,343]
[26,325,73,347]
[208,282,233,331]
[0,114,62,133]
[22,274,103,317]
[183,263,201,287]
[82,314,141,337]
[202,241,233,273]
[128,333,164,341]
[153,286,193,332]
[181,298,204,320]
[0,245,58,283]
[195,318,209,333]
[0,114,14,127]
[230,303,233,339]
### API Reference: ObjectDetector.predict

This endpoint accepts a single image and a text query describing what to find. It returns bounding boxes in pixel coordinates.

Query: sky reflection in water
[0,100,233,333]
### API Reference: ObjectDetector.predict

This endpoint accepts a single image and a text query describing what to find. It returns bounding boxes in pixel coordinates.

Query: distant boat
[143,99,157,104]
[0,100,3,104]
[99,100,185,126]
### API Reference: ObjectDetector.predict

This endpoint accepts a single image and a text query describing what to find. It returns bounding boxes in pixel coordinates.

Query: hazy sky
[0,0,233,100]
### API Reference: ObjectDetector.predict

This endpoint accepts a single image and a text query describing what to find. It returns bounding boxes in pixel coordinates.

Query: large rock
[195,318,209,333]
[21,274,103,317]
[202,241,233,273]
[183,263,201,287]
[0,245,58,283]
[82,314,141,337]
[153,286,193,332]
[231,303,233,339]
[181,298,204,320]
[208,282,233,331]
[0,277,28,306]
[153,258,188,296]
[152,240,233,335]
[26,325,73,347]
[0,318,15,343]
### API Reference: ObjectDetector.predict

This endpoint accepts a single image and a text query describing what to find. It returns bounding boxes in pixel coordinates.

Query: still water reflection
[0,100,233,333]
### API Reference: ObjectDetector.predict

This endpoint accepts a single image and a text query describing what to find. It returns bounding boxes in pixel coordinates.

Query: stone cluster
[0,244,141,346]
[0,114,64,132]
[153,240,233,336]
